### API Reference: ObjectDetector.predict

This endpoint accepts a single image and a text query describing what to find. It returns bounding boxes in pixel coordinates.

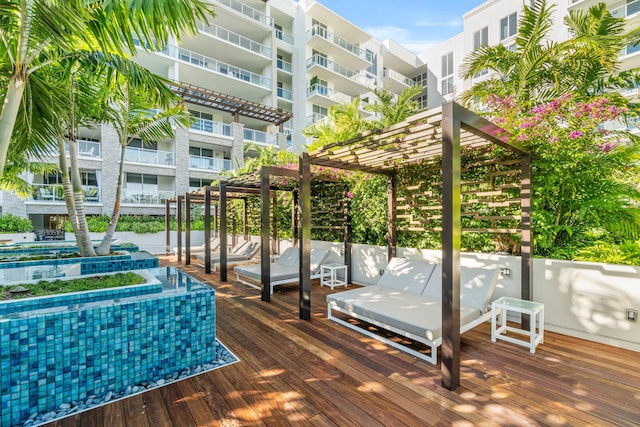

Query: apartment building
[1,0,637,229]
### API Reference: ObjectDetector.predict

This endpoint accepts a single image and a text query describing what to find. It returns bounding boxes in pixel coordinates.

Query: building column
[231,122,245,170]
[100,124,121,216]
[174,126,190,196]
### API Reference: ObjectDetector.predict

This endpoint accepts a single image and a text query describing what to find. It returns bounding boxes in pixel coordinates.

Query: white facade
[3,0,638,225]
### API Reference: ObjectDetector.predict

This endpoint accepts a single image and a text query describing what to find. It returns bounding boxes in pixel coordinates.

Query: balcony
[190,118,233,137]
[166,45,271,89]
[383,68,414,93]
[190,155,232,172]
[213,0,273,27]
[197,22,271,58]
[306,54,373,95]
[124,147,175,166]
[31,184,100,203]
[244,128,277,145]
[122,189,175,205]
[277,58,292,74]
[306,84,352,108]
[306,25,370,69]
[277,87,293,101]
[76,140,101,158]
[611,0,640,18]
[305,113,328,126]
[275,28,294,45]
[621,42,640,70]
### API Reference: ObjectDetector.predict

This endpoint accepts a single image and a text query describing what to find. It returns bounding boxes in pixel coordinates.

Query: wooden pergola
[299,102,532,391]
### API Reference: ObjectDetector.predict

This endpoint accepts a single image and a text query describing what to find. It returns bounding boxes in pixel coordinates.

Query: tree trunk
[0,76,27,177]
[96,144,126,255]
[58,138,80,236]
[68,139,96,257]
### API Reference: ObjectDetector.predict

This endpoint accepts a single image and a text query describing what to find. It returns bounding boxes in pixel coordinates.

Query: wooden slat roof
[307,104,522,173]
[168,81,293,126]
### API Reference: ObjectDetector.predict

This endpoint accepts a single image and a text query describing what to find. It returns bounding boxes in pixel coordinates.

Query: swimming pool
[0,267,234,427]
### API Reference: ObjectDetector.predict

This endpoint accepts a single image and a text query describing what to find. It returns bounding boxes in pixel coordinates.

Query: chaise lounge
[173,237,221,257]
[326,257,499,364]
[234,246,331,294]
[195,240,261,270]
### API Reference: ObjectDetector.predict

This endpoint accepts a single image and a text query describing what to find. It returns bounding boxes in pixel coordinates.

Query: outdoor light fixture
[626,309,638,322]
[500,267,511,278]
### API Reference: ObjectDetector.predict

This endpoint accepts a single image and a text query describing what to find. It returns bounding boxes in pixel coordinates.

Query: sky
[313,0,487,53]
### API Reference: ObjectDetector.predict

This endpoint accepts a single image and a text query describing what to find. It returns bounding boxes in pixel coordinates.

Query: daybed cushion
[326,288,480,341]
[234,263,298,282]
[421,265,499,312]
[377,257,437,294]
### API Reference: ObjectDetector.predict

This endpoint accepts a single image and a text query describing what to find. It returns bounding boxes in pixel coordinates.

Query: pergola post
[185,193,191,265]
[219,182,228,281]
[243,198,249,241]
[272,192,278,255]
[204,186,212,274]
[521,153,533,329]
[214,204,218,238]
[292,190,299,247]
[176,195,184,264]
[441,101,462,391]
[260,169,271,302]
[165,199,171,255]
[344,186,352,284]
[387,175,397,261]
[299,153,312,320]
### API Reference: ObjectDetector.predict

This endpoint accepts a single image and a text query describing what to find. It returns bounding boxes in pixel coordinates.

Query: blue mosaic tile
[0,268,216,427]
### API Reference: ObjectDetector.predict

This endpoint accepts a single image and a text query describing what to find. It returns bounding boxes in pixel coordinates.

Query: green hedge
[0,214,34,233]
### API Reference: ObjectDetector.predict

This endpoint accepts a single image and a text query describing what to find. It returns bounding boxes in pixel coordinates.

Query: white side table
[491,296,544,353]
[320,264,348,289]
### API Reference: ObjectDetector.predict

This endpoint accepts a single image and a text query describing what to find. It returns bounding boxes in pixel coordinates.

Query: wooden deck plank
[39,257,640,427]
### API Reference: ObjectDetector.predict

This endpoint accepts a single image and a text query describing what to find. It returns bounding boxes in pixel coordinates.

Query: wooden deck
[48,256,640,427]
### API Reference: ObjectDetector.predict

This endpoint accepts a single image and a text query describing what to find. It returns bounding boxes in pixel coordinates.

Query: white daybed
[195,241,260,270]
[326,257,499,364]
[234,246,331,294]
[172,237,221,256]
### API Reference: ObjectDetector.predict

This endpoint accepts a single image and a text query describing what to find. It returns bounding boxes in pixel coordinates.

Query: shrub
[0,214,33,233]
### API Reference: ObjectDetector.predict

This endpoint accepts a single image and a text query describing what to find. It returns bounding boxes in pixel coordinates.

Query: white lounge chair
[195,241,260,270]
[326,257,499,364]
[172,237,220,256]
[234,246,331,294]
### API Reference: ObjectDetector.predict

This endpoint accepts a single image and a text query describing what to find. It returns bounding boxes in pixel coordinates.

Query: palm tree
[93,81,194,256]
[365,85,424,129]
[460,1,638,107]
[302,97,371,151]
[0,0,211,177]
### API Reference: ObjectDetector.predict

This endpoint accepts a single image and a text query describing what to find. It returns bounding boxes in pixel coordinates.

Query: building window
[500,12,517,40]
[366,48,377,75]
[473,26,488,50]
[412,71,428,88]
[441,52,454,96]
[415,93,428,110]
[506,43,517,52]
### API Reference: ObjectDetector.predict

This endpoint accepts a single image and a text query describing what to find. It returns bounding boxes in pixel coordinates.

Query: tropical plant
[460,1,639,108]
[302,97,371,151]
[0,0,212,179]
[365,85,424,129]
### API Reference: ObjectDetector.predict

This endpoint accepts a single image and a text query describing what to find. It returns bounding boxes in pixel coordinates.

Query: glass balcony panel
[308,25,366,59]
[190,118,232,136]
[198,22,271,57]
[31,184,100,202]
[189,155,231,171]
[243,128,277,145]
[277,58,292,73]
[125,147,174,166]
[214,0,273,26]
[77,140,101,158]
[275,29,294,45]
[122,189,175,205]
[277,87,292,100]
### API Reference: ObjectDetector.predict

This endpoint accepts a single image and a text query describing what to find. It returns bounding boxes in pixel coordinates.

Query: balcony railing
[198,22,271,57]
[305,113,328,126]
[244,128,277,145]
[306,54,371,86]
[133,37,272,89]
[190,118,233,137]
[306,84,352,104]
[275,28,294,45]
[124,147,175,166]
[308,25,367,60]
[190,155,231,171]
[277,58,292,73]
[277,87,292,101]
[611,0,640,18]
[214,0,273,26]
[383,68,414,87]
[624,42,640,56]
[76,140,101,158]
[122,189,175,205]
[31,184,100,203]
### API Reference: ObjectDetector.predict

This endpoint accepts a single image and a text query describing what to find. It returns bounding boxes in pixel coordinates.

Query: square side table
[491,296,544,353]
[320,264,347,289]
